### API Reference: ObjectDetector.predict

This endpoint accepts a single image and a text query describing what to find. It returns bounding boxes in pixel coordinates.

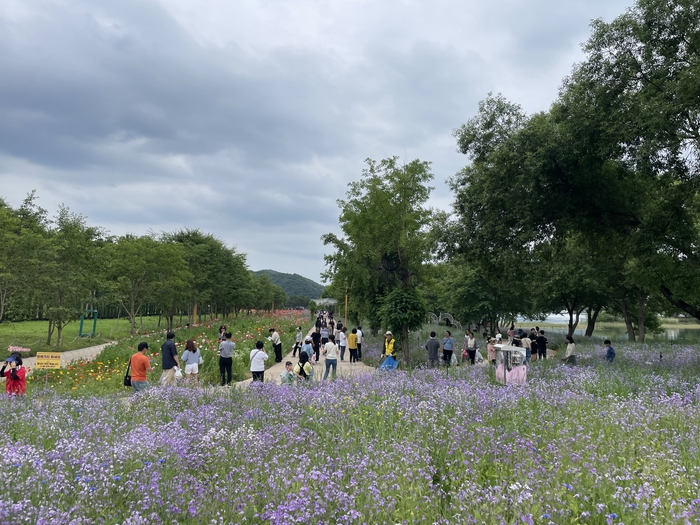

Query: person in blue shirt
[442,331,455,367]
[604,339,616,362]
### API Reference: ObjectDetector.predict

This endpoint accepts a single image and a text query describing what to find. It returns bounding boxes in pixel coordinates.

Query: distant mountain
[253,270,325,298]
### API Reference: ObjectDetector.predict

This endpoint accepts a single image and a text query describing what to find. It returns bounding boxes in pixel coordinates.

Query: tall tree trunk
[0,288,7,323]
[619,291,636,342]
[401,324,409,366]
[637,291,648,343]
[564,300,583,337]
[56,322,64,350]
[584,307,601,337]
[46,320,55,345]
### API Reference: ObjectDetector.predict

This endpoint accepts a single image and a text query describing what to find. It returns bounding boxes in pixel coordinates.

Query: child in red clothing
[1,354,26,395]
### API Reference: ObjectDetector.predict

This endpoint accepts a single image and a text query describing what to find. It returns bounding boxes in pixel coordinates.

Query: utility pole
[344,289,348,329]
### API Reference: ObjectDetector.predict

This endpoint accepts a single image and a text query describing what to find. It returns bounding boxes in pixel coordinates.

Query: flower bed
[3,342,700,523]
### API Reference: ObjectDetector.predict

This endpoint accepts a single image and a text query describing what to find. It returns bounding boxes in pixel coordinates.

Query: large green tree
[41,206,103,348]
[106,235,191,334]
[323,157,434,363]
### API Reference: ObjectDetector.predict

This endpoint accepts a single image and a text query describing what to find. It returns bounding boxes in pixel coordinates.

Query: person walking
[268,328,282,363]
[322,334,339,380]
[160,332,180,386]
[320,326,330,346]
[311,329,322,362]
[250,341,268,382]
[563,335,576,365]
[181,340,202,386]
[293,326,303,358]
[128,342,154,393]
[442,331,455,367]
[218,332,236,386]
[347,328,359,364]
[338,327,347,361]
[356,326,364,360]
[425,331,440,368]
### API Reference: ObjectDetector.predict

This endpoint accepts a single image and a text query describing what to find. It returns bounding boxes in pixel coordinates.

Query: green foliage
[253,269,324,298]
[378,287,426,341]
[323,156,435,362]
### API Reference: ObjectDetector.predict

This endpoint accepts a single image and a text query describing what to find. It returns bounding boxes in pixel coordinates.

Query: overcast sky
[0,0,632,283]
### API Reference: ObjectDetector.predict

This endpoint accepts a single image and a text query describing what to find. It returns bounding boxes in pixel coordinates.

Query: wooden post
[344,291,348,329]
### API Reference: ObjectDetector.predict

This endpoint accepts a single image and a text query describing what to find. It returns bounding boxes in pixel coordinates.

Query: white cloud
[0,0,633,282]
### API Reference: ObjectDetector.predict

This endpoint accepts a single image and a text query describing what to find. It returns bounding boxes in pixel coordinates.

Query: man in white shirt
[338,327,347,361]
[268,328,282,363]
[293,326,303,357]
[250,341,268,382]
[356,326,364,360]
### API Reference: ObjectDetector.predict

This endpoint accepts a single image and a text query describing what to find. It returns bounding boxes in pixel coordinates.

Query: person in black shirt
[160,332,181,386]
[536,330,548,361]
[310,329,322,362]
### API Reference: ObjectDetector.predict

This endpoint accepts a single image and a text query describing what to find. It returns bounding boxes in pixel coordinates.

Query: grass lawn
[0,316,169,355]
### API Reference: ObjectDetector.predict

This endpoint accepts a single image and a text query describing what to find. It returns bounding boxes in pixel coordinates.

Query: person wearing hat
[1,354,26,395]
[130,342,154,393]
[384,331,396,359]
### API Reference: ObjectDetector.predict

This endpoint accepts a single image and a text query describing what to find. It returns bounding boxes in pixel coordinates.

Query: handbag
[123,358,132,387]
[174,367,183,380]
[198,355,204,365]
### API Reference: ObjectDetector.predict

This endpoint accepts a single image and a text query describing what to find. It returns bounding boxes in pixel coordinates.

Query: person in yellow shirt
[347,328,359,364]
[384,331,396,358]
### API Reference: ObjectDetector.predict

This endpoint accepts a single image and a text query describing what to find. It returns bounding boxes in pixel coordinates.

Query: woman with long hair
[563,335,576,365]
[181,340,202,386]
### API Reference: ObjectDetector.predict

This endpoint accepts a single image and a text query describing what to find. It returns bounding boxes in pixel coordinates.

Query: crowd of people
[423,325,616,368]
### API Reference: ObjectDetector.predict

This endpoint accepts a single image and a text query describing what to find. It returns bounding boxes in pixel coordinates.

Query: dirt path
[23,343,115,374]
[237,327,374,385]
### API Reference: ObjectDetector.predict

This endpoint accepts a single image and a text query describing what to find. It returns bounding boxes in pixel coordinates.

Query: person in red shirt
[1,354,26,395]
[130,342,154,393]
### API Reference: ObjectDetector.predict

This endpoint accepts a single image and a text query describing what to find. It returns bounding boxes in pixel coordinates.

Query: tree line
[323,0,700,359]
[0,193,286,346]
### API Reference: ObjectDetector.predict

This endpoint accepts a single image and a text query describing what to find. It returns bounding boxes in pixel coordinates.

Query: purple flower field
[1,342,700,524]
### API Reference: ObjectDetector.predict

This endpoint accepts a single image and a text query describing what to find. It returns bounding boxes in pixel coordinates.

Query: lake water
[518,315,700,342]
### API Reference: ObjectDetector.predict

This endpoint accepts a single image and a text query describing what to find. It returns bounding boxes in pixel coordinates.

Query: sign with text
[35,352,62,369]
[7,346,31,353]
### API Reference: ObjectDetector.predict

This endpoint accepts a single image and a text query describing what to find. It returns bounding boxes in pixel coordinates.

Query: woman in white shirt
[563,335,576,365]
[250,341,269,382]
[322,334,339,380]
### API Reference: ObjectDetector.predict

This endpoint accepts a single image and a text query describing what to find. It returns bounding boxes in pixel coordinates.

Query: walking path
[237,325,374,385]
[23,343,115,374]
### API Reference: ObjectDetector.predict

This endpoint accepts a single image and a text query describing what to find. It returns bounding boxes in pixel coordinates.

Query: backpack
[297,353,309,378]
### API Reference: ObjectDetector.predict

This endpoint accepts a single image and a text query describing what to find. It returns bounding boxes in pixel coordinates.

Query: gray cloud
[0,0,632,281]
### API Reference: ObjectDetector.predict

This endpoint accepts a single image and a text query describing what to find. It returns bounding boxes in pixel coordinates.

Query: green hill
[253,270,325,298]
